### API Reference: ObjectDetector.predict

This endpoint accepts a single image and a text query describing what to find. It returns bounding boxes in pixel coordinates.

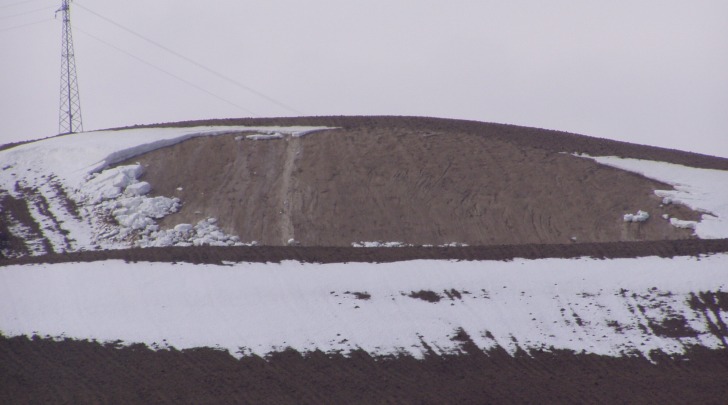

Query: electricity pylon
[57,0,83,134]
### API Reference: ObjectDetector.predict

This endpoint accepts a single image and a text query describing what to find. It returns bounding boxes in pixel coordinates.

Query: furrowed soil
[2,335,727,404]
[120,116,718,247]
[4,238,728,266]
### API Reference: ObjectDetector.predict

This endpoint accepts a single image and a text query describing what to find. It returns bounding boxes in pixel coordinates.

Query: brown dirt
[123,116,728,170]
[409,290,443,303]
[122,117,711,247]
[0,191,49,257]
[2,334,727,404]
[3,238,728,267]
[0,194,29,259]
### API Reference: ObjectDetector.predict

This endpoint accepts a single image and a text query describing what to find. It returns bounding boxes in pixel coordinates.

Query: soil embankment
[122,117,715,247]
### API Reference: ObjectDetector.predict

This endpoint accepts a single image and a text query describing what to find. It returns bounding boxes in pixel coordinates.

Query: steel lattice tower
[57,0,82,134]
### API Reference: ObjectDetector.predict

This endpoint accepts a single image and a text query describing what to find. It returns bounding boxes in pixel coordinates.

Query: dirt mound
[2,334,727,404]
[119,116,715,247]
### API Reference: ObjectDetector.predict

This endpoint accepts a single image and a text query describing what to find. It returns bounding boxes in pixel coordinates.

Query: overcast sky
[1,1,727,157]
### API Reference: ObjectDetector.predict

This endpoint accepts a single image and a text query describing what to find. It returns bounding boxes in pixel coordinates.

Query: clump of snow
[77,164,180,241]
[623,210,649,223]
[174,223,194,233]
[352,241,411,248]
[125,182,151,196]
[83,164,147,203]
[246,133,284,141]
[137,219,245,248]
[80,164,244,248]
[575,154,728,238]
[352,241,469,248]
[669,218,698,230]
[441,242,469,247]
[243,128,328,140]
[291,129,326,138]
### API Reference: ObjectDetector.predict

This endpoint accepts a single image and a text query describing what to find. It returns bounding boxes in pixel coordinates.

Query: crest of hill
[126,116,728,170]
[110,116,722,247]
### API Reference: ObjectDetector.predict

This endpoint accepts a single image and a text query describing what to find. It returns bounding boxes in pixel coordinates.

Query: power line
[74,2,303,115]
[0,5,54,20]
[75,26,258,116]
[0,0,50,10]
[0,17,48,33]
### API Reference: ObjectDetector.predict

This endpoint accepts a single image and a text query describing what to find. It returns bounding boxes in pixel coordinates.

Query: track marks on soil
[279,136,300,245]
[112,121,706,247]
[1,188,52,256]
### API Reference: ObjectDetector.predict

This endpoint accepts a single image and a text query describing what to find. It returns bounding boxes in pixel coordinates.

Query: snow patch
[352,241,411,248]
[246,133,284,140]
[352,241,469,248]
[669,218,698,230]
[575,154,728,238]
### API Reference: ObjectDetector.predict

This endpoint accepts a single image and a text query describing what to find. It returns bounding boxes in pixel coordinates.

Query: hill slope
[2,116,728,403]
[2,116,728,256]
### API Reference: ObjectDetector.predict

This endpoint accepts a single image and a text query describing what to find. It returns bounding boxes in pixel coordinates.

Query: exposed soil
[409,290,443,303]
[2,334,727,405]
[121,117,711,247]
[3,238,728,267]
[0,191,47,257]
[0,194,29,259]
[124,116,728,170]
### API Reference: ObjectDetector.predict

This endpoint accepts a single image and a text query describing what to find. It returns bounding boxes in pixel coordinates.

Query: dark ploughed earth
[2,334,727,404]
[4,238,728,266]
[3,116,728,404]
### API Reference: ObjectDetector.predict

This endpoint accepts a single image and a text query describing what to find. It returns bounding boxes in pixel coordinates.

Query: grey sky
[1,1,727,157]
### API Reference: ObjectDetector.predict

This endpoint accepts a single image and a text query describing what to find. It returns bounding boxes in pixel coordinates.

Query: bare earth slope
[122,116,710,246]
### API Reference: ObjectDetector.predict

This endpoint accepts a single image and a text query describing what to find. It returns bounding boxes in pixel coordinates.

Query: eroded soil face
[127,121,698,246]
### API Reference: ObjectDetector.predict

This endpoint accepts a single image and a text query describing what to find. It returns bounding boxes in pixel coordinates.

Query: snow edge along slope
[0,126,332,252]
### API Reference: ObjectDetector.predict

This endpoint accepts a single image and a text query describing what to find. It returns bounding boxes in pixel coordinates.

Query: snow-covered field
[0,126,330,253]
[1,255,726,359]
